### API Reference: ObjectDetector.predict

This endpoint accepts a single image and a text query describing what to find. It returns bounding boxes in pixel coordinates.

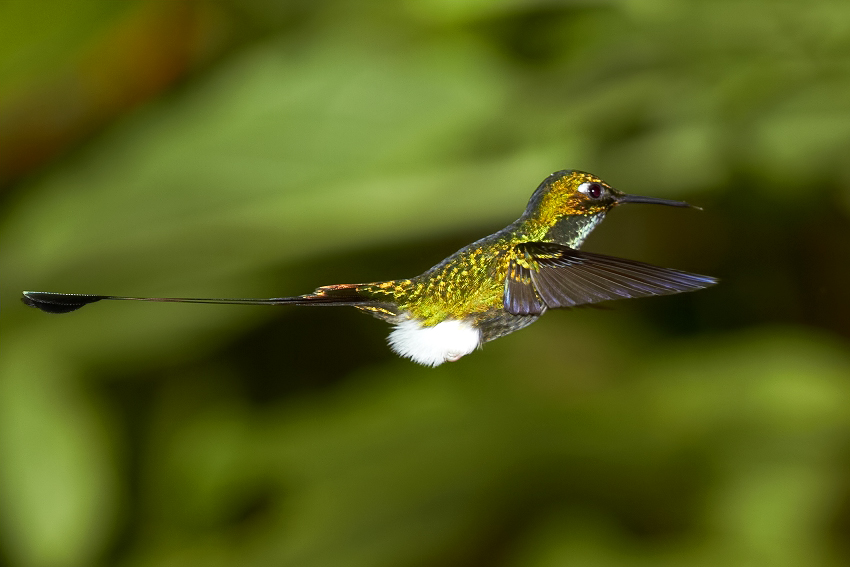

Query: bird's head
[518,170,700,246]
[523,169,698,225]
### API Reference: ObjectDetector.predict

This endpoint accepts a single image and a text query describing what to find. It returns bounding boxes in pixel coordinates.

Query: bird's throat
[539,213,606,248]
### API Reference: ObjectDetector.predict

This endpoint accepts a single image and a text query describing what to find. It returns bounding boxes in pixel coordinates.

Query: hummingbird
[22,170,716,367]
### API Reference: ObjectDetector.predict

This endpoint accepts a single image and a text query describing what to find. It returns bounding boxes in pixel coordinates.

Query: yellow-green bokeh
[2,1,850,566]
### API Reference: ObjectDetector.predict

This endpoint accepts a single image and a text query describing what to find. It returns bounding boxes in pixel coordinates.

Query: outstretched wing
[503,242,717,316]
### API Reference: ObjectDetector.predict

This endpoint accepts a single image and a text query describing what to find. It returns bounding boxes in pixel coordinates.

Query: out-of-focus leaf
[0,334,118,567]
[112,325,850,567]
[0,0,129,90]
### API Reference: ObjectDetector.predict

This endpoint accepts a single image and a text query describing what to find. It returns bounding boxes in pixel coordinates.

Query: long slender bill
[616,194,700,209]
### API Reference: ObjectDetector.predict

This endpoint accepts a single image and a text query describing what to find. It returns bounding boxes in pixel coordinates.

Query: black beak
[616,193,700,210]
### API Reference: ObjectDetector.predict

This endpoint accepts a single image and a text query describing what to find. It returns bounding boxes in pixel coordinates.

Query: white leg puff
[388,318,481,367]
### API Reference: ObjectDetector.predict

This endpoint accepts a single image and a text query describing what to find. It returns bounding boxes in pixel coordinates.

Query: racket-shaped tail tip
[21,292,106,314]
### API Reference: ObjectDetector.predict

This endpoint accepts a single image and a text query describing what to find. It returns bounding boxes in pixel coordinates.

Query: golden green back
[358,171,613,325]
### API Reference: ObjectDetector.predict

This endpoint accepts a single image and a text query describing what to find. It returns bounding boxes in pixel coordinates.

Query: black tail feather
[22,292,108,313]
[21,284,374,314]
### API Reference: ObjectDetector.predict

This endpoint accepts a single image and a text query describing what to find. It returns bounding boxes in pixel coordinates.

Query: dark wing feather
[504,260,546,315]
[503,242,717,314]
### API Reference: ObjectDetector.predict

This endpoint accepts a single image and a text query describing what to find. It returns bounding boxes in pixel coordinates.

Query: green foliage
[2,1,850,566]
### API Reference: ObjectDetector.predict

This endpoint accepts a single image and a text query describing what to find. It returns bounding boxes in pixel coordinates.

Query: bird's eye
[579,182,604,199]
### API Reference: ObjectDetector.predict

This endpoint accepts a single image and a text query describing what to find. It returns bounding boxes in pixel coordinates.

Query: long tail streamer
[21,285,371,314]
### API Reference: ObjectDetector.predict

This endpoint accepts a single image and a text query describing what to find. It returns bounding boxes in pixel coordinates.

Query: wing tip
[514,242,720,310]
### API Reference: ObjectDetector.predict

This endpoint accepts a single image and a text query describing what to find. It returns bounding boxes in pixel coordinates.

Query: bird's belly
[475,309,541,343]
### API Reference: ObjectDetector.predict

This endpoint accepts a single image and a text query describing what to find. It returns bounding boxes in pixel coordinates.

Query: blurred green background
[2,1,850,566]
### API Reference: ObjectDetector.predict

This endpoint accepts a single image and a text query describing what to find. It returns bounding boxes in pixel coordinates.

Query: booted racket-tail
[23,170,717,367]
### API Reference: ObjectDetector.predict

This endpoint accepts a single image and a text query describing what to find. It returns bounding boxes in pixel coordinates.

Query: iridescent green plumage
[317,169,713,344]
[373,170,608,318]
[22,170,717,366]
